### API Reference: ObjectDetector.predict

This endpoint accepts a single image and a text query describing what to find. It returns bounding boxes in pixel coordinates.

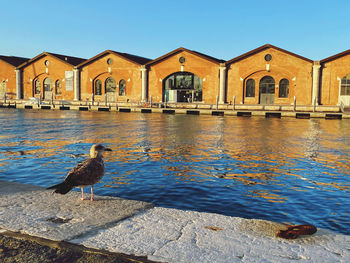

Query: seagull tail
[47,182,73,195]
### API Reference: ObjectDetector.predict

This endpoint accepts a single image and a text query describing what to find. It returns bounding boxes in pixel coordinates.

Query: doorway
[163,72,202,103]
[259,76,275,104]
[43,78,53,100]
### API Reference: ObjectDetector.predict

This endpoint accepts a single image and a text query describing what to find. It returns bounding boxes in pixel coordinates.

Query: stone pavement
[0,180,349,262]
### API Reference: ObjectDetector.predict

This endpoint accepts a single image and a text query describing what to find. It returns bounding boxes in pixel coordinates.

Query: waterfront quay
[0,180,349,263]
[0,99,346,119]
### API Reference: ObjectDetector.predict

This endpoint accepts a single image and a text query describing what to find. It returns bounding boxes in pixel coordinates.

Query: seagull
[47,144,112,201]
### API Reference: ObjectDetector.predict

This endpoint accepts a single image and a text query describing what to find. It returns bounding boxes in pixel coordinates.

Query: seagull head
[90,144,112,158]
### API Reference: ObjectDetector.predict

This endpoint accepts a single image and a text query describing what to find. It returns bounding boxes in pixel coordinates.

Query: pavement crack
[153,220,191,255]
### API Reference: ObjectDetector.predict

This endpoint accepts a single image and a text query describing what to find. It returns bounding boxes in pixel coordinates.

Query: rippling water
[0,108,349,235]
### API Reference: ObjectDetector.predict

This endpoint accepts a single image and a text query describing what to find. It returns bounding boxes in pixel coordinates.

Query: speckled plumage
[47,144,112,201]
[65,157,105,187]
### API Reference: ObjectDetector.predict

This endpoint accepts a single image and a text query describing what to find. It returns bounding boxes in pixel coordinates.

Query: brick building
[0,55,29,99]
[320,49,350,107]
[17,52,86,100]
[0,44,349,110]
[76,50,151,103]
[145,47,225,104]
[226,44,314,106]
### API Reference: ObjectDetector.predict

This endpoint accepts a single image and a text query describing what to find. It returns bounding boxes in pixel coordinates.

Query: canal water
[0,108,349,235]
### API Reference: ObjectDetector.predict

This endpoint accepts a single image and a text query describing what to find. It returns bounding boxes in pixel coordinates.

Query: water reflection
[0,109,349,234]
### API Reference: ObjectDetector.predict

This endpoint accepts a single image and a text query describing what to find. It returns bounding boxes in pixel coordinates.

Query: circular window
[179,57,186,63]
[264,54,272,62]
[107,58,113,65]
[44,60,50,66]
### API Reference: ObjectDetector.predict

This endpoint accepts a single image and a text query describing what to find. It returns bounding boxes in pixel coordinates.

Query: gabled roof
[146,47,225,67]
[16,52,86,69]
[320,49,350,64]
[226,44,313,65]
[0,55,29,67]
[76,50,152,68]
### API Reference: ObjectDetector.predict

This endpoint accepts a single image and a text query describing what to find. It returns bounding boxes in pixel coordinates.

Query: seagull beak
[104,148,112,152]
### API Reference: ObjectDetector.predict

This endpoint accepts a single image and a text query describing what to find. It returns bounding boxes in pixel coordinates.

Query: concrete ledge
[73,207,350,263]
[0,180,349,263]
[0,180,153,241]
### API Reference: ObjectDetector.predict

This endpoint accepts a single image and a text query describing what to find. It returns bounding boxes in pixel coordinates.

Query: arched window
[43,78,53,92]
[105,77,116,93]
[279,79,289,98]
[246,79,255,97]
[95,79,102,95]
[119,79,126,96]
[55,80,62,94]
[163,72,202,102]
[341,74,350,96]
[34,79,41,95]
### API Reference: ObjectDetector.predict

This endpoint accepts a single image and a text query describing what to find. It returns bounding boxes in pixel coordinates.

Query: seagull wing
[64,158,105,187]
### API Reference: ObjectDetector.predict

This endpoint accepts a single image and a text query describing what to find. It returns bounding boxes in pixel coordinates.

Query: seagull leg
[80,187,84,200]
[90,185,94,201]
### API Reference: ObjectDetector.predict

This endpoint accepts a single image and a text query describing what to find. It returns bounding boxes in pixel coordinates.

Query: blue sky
[1,0,349,61]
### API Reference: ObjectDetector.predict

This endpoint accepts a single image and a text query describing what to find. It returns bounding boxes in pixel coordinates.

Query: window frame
[55,80,62,94]
[34,79,41,95]
[94,79,102,96]
[341,74,350,96]
[245,78,255,97]
[119,79,126,96]
[278,78,289,98]
[105,77,116,93]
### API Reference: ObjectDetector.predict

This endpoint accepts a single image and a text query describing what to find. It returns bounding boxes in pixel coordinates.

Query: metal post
[313,97,316,112]
[150,95,152,108]
[293,96,296,111]
[233,95,236,111]
[4,92,6,104]
[216,95,219,110]
[92,93,94,106]
[165,94,167,108]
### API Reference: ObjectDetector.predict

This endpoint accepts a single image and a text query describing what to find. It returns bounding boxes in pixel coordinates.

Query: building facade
[320,49,350,106]
[226,45,314,106]
[17,52,86,100]
[0,55,29,99]
[0,44,348,109]
[77,50,151,103]
[146,47,225,104]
